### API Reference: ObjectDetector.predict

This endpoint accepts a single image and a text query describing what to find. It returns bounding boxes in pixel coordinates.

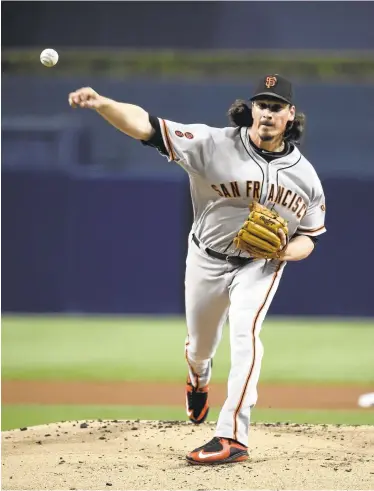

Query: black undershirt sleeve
[141,115,168,156]
[294,234,319,245]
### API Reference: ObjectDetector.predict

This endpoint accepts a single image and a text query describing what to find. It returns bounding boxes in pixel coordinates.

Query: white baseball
[40,49,59,67]
[358,392,374,408]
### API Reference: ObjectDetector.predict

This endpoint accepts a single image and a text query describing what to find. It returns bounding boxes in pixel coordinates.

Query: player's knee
[187,349,212,364]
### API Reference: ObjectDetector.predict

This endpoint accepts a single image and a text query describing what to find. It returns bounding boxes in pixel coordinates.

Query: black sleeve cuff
[294,233,319,245]
[141,115,168,157]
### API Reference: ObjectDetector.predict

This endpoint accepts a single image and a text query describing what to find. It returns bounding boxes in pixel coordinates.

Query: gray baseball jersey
[147,116,326,446]
[156,119,326,255]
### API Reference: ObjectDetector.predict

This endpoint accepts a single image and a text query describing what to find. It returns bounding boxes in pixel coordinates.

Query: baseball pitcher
[68,74,326,465]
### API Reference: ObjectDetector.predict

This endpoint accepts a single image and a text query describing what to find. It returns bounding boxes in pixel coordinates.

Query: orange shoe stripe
[195,400,209,421]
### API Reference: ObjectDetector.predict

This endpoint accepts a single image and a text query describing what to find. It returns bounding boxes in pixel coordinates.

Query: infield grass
[2,315,374,385]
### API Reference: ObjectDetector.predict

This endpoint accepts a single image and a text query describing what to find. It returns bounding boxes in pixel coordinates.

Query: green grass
[2,405,373,431]
[2,315,374,385]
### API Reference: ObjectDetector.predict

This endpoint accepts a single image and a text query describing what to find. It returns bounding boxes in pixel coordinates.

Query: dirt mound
[2,420,374,490]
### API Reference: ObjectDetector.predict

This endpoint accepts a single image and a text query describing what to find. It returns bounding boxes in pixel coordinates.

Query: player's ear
[288,105,296,122]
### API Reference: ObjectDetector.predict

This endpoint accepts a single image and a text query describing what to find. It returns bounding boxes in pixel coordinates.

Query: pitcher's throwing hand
[68,87,103,109]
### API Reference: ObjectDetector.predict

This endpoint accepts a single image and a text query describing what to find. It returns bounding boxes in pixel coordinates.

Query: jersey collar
[240,127,301,167]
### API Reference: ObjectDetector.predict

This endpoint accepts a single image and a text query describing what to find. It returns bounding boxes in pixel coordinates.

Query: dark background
[3,1,374,49]
[2,1,374,316]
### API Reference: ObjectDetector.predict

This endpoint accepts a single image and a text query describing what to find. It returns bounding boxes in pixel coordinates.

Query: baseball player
[68,74,326,465]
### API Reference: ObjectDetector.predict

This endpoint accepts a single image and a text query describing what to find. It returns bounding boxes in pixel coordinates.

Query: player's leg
[215,259,286,446]
[184,241,230,389]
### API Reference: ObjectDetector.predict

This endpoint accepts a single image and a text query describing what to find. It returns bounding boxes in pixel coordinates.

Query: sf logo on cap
[265,76,277,89]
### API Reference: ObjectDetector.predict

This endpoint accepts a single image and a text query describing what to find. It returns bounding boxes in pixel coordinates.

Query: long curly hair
[227,99,305,145]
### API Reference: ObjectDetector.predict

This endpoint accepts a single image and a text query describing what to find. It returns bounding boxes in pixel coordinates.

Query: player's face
[252,98,295,142]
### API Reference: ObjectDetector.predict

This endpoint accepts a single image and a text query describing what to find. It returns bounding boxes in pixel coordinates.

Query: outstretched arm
[68,87,154,141]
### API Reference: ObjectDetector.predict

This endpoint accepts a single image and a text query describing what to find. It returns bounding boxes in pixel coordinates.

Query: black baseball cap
[250,74,293,105]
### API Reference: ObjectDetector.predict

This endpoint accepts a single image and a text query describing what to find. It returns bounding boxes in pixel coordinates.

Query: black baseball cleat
[185,360,212,424]
[186,376,209,424]
[186,437,249,465]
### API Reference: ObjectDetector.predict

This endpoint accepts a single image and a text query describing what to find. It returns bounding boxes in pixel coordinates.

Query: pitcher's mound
[2,420,374,490]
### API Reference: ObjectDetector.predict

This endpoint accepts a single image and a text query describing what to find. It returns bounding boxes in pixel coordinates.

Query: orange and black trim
[233,263,282,442]
[186,437,248,465]
[161,119,177,161]
[296,225,326,235]
[186,381,209,424]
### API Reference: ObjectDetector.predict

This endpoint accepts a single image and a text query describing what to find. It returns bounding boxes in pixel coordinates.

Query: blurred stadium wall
[2,2,374,316]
